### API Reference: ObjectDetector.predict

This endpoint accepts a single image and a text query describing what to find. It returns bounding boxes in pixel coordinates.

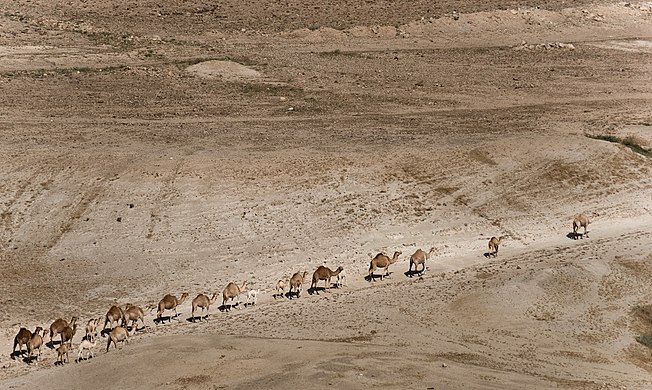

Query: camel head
[210,291,219,302]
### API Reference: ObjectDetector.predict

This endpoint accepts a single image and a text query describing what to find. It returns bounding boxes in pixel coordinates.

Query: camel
[13,327,32,358]
[49,316,78,346]
[106,326,129,352]
[222,281,247,311]
[85,317,102,342]
[103,305,125,333]
[573,213,597,239]
[409,247,435,276]
[156,292,189,323]
[60,322,77,346]
[336,269,348,287]
[311,266,344,292]
[76,339,97,362]
[123,304,147,331]
[244,289,263,306]
[57,343,70,365]
[488,236,505,257]
[289,271,308,298]
[27,327,46,364]
[274,278,289,299]
[368,251,402,281]
[191,292,219,322]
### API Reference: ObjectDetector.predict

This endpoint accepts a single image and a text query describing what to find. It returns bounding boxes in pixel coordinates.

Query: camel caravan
[9,213,595,367]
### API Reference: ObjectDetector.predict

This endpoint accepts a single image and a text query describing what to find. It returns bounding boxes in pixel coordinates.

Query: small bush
[636,335,652,348]
[586,133,652,158]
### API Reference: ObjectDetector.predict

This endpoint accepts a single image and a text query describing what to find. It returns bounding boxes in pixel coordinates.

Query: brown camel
[27,327,46,364]
[156,293,189,323]
[409,247,435,276]
[106,326,130,352]
[60,322,77,346]
[57,343,70,365]
[123,304,147,331]
[274,278,289,299]
[191,292,219,322]
[85,317,102,342]
[13,327,32,358]
[49,316,78,346]
[103,305,125,334]
[368,251,402,281]
[573,213,597,239]
[311,266,344,292]
[289,271,308,298]
[488,236,505,257]
[222,281,247,311]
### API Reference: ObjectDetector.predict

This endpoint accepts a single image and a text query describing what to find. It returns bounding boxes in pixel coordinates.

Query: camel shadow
[365,271,392,282]
[75,355,93,363]
[153,313,180,324]
[186,315,209,323]
[404,269,425,278]
[483,252,497,258]
[308,286,327,295]
[47,340,64,350]
[218,303,239,312]
[286,291,301,299]
[125,325,146,333]
[567,231,588,240]
[10,351,26,360]
[22,355,37,364]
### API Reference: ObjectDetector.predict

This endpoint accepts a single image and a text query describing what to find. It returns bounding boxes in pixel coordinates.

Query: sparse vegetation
[635,335,652,348]
[0,65,129,78]
[318,49,362,58]
[631,304,652,348]
[586,134,652,158]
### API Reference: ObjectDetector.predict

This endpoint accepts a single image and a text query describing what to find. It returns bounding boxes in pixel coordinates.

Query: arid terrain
[0,0,651,388]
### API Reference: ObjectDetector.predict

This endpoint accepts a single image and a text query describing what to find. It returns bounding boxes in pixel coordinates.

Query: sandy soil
[0,0,652,388]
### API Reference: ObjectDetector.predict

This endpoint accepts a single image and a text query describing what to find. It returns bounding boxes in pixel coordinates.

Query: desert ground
[0,0,651,388]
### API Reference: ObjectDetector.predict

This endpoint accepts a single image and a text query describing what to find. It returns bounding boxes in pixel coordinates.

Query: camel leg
[174,308,180,321]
